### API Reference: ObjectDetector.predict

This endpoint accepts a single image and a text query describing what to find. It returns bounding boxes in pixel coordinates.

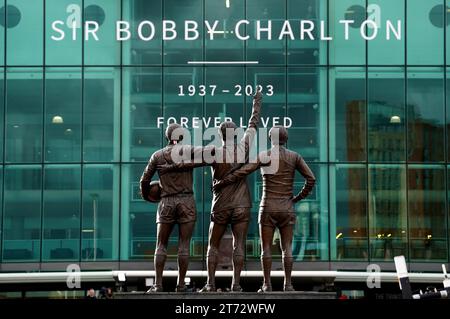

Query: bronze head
[165,123,184,144]
[219,121,238,144]
[269,126,288,145]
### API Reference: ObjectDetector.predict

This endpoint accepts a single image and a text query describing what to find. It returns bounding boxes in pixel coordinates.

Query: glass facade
[0,0,449,270]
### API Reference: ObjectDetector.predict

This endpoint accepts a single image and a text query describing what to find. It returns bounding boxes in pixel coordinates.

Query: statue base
[114,291,336,299]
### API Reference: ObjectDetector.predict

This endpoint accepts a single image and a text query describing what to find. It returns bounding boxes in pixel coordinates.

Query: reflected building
[0,0,449,273]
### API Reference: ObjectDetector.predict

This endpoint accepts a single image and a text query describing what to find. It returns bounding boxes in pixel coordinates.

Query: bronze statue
[160,91,263,292]
[213,126,316,292]
[139,123,197,293]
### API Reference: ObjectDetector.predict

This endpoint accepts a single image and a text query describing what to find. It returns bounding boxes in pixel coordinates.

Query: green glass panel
[45,68,82,162]
[83,68,120,162]
[369,164,407,261]
[331,67,366,162]
[5,68,43,163]
[6,0,43,65]
[120,164,204,261]
[409,165,447,261]
[330,0,365,65]
[42,165,81,261]
[407,0,444,65]
[122,67,162,162]
[0,0,4,65]
[407,68,445,162]
[293,164,328,261]
[330,164,368,261]
[0,68,3,161]
[82,164,119,260]
[163,0,203,65]
[447,68,450,162]
[368,0,405,65]
[368,67,405,162]
[122,0,162,65]
[287,0,327,65]
[84,0,120,65]
[205,0,244,62]
[246,0,286,65]
[3,166,41,262]
[45,0,82,65]
[163,67,203,136]
[288,67,327,162]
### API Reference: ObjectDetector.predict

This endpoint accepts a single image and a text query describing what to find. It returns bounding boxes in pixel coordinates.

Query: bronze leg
[206,222,228,289]
[279,224,294,290]
[177,221,195,289]
[260,225,275,289]
[230,221,249,289]
[154,222,175,289]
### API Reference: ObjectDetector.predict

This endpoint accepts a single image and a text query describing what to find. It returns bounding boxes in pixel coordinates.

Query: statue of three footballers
[139,91,316,293]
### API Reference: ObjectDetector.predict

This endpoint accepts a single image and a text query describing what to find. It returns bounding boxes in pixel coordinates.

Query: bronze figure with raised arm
[159,91,263,292]
[213,126,316,292]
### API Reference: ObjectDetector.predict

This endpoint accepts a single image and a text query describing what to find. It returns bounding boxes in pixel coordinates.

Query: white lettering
[361,20,378,40]
[339,20,354,40]
[85,21,99,41]
[117,21,131,41]
[235,20,250,40]
[138,21,155,41]
[163,20,177,40]
[51,21,65,41]
[185,20,199,40]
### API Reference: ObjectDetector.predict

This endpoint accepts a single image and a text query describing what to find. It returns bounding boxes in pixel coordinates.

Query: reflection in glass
[447,68,450,162]
[205,0,244,62]
[247,67,285,129]
[122,0,162,65]
[122,67,162,162]
[120,164,204,261]
[45,68,82,162]
[3,166,41,261]
[409,166,446,261]
[83,68,120,162]
[331,68,366,162]
[164,0,203,65]
[288,67,327,162]
[288,0,326,65]
[369,165,407,261]
[6,68,43,163]
[164,67,203,141]
[331,164,367,261]
[292,164,328,261]
[205,67,245,145]
[407,68,444,162]
[42,165,81,261]
[247,0,286,65]
[0,68,3,161]
[368,68,405,162]
[82,165,119,260]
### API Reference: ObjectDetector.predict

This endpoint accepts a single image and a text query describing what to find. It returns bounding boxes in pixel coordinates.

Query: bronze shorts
[258,211,296,229]
[157,195,196,224]
[211,207,250,225]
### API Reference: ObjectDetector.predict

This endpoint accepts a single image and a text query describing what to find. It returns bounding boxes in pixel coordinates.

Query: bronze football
[147,180,162,203]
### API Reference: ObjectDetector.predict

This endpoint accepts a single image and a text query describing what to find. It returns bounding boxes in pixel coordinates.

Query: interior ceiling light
[52,115,64,124]
[390,115,401,124]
